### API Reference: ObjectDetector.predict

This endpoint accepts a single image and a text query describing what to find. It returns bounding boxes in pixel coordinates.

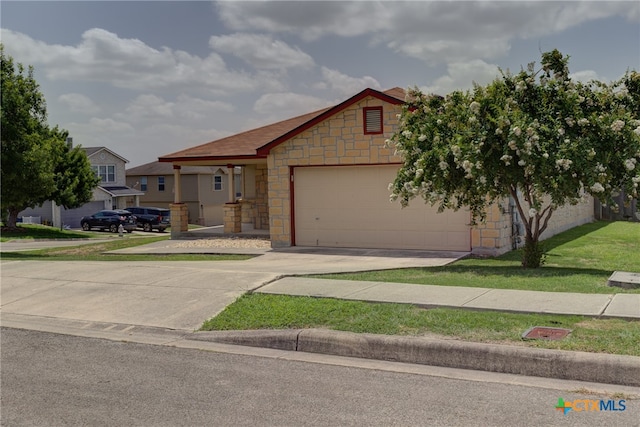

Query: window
[140,176,147,191]
[158,176,165,192]
[92,165,116,183]
[363,107,383,134]
[213,175,223,191]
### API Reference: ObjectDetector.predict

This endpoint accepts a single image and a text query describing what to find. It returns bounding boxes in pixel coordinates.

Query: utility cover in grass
[522,326,571,341]
[608,271,640,289]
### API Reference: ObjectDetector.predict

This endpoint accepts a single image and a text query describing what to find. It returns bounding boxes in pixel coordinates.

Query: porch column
[170,203,189,239]
[227,164,236,203]
[170,164,188,239]
[173,165,182,203]
[223,203,242,233]
[223,164,241,233]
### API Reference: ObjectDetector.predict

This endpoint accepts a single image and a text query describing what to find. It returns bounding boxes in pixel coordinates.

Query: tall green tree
[50,130,100,211]
[1,45,98,229]
[389,50,639,268]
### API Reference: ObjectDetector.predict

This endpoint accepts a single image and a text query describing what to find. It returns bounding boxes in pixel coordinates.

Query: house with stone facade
[158,87,594,255]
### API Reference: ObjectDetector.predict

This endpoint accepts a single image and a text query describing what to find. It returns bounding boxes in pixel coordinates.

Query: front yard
[309,221,640,294]
[202,221,640,355]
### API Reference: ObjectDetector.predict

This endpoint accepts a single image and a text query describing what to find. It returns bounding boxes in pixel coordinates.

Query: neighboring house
[126,161,241,225]
[158,87,594,255]
[19,147,144,229]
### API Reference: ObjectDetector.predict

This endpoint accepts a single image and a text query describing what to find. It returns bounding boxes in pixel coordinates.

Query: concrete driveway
[0,246,465,331]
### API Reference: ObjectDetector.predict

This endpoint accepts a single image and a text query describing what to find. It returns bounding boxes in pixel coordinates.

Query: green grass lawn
[202,221,640,355]
[1,223,251,261]
[310,221,640,294]
[202,294,640,356]
[0,224,106,241]
[0,234,253,262]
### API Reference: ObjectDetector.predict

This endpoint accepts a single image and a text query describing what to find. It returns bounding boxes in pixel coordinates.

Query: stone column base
[170,203,189,239]
[240,199,256,224]
[223,203,242,234]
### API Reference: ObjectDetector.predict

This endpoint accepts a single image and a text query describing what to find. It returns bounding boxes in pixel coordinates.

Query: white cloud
[209,33,315,70]
[319,67,381,97]
[217,1,639,64]
[58,93,101,115]
[420,60,501,95]
[87,117,134,133]
[63,117,135,150]
[117,94,236,124]
[0,28,262,95]
[122,95,174,120]
[174,95,236,121]
[570,70,605,84]
[253,92,332,117]
[217,1,390,41]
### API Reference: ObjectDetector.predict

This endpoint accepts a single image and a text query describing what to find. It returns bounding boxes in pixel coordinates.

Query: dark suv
[80,210,137,233]
[126,207,171,232]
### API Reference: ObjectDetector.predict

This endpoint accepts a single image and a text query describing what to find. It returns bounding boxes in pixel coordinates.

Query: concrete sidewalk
[3,237,638,320]
[256,277,640,319]
[111,239,640,319]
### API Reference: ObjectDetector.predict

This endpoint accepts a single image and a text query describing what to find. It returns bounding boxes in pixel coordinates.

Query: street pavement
[5,328,639,427]
[1,237,639,387]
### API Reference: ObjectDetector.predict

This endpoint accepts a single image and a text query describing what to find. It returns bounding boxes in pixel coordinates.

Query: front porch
[168,162,270,240]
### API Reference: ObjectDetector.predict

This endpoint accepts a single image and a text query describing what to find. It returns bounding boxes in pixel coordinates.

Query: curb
[193,329,640,387]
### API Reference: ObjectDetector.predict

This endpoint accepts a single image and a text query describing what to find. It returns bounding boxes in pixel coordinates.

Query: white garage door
[61,201,105,229]
[294,166,470,251]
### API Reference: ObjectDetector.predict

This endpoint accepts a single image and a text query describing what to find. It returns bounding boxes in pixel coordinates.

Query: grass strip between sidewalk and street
[201,293,640,356]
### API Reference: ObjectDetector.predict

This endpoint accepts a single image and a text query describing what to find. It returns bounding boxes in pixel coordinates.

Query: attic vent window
[363,107,383,135]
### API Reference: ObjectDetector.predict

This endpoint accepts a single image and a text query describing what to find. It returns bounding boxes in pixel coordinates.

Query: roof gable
[83,147,129,163]
[256,88,404,156]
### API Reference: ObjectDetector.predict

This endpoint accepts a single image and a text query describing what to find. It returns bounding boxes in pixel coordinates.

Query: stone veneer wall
[472,195,594,256]
[169,203,189,239]
[267,97,402,247]
[540,195,594,239]
[471,200,513,256]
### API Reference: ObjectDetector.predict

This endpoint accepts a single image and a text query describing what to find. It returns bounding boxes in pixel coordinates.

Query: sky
[2,1,639,168]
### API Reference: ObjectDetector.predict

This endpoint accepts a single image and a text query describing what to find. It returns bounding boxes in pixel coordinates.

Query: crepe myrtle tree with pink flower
[389,50,639,268]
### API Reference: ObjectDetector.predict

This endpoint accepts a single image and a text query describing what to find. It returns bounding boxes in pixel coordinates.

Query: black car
[80,210,137,233]
[126,206,171,232]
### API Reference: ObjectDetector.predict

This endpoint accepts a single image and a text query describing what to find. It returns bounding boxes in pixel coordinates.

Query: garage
[293,165,471,251]
[61,201,105,229]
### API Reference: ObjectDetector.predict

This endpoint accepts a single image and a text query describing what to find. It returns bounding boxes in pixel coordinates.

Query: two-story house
[18,147,144,229]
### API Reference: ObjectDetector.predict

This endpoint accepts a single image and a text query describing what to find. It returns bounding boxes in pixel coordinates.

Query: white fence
[21,216,41,224]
